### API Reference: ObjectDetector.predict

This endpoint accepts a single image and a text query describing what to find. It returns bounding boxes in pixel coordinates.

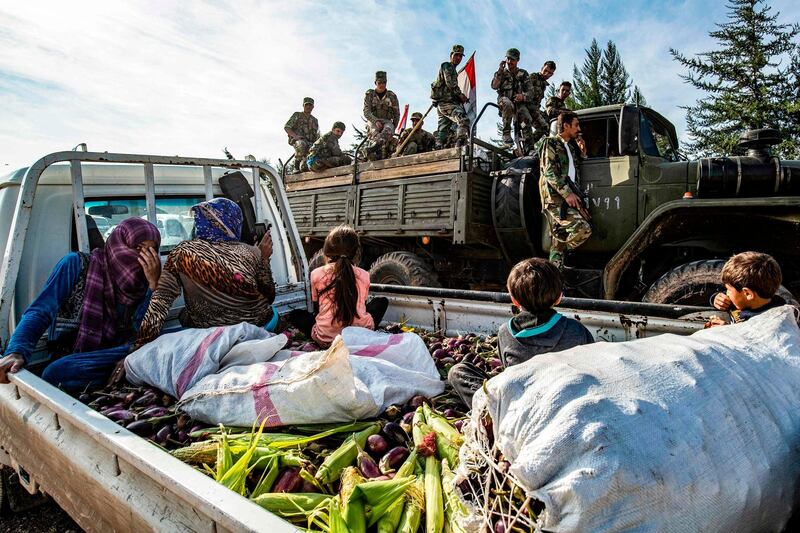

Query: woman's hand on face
[138,246,162,290]
[258,232,273,260]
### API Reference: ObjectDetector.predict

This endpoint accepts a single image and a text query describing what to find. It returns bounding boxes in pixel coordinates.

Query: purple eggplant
[432,348,448,360]
[140,406,170,419]
[378,447,409,473]
[407,396,429,410]
[130,392,158,408]
[125,420,154,436]
[494,520,507,533]
[429,342,442,352]
[367,434,388,455]
[356,443,382,478]
[381,422,409,445]
[176,430,189,443]
[454,419,465,432]
[106,409,136,422]
[155,425,172,444]
[273,468,301,493]
[443,408,458,419]
[402,412,415,425]
[488,358,503,370]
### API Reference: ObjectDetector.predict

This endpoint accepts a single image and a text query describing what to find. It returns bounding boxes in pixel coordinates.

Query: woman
[0,218,161,392]
[134,198,278,348]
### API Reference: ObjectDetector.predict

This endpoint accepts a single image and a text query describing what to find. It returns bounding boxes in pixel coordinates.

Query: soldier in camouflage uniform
[284,97,320,173]
[362,71,400,161]
[527,60,556,145]
[396,112,436,156]
[431,44,470,148]
[491,48,533,150]
[307,122,352,172]
[539,110,592,269]
[545,81,573,124]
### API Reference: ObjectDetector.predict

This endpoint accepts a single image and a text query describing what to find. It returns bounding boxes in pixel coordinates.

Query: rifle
[562,178,592,222]
[392,103,434,157]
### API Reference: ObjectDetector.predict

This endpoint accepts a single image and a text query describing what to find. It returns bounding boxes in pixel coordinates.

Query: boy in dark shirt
[706,252,786,327]
[447,258,594,408]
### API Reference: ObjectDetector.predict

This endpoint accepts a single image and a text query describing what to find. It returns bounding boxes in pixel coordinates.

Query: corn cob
[376,450,419,533]
[315,423,380,484]
[412,407,427,447]
[340,467,366,533]
[441,459,468,533]
[359,476,415,527]
[422,404,464,446]
[217,422,265,495]
[425,454,444,533]
[397,476,425,533]
[251,492,331,518]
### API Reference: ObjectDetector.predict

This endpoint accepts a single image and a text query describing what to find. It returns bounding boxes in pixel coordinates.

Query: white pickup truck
[0,150,705,532]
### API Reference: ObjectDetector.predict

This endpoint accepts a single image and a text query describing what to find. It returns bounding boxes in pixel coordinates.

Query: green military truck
[285,103,800,305]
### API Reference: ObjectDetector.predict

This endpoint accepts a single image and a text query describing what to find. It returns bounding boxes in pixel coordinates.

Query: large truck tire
[643,259,797,307]
[491,157,541,264]
[369,252,440,287]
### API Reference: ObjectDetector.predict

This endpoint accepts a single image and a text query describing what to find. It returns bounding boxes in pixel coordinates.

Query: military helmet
[451,44,465,56]
[333,121,346,131]
[410,112,423,121]
[506,48,520,61]
[375,71,387,82]
[303,97,314,105]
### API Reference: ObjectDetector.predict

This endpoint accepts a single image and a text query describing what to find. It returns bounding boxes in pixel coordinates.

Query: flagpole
[392,103,435,157]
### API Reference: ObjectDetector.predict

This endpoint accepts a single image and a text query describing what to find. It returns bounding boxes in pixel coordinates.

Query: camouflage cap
[303,97,314,105]
[333,121,346,131]
[506,48,520,60]
[410,112,423,121]
[375,71,387,82]
[451,44,465,55]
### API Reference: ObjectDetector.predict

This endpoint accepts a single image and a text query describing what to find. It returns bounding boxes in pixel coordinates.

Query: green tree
[572,39,604,108]
[632,85,647,106]
[600,41,631,104]
[671,0,800,158]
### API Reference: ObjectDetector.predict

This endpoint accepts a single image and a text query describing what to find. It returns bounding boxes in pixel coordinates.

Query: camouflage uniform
[539,134,592,268]
[431,45,470,148]
[492,49,533,149]
[284,98,320,173]
[397,113,436,156]
[307,127,352,172]
[545,95,569,123]
[526,72,550,144]
[363,72,400,160]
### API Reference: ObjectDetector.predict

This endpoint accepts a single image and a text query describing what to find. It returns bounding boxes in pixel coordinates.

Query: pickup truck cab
[0,150,704,531]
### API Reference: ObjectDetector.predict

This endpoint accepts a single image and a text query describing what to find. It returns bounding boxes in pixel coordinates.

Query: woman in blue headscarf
[134,198,278,347]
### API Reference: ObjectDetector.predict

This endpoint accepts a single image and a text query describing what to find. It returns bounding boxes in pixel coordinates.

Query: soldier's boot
[299,160,309,172]
[501,120,513,147]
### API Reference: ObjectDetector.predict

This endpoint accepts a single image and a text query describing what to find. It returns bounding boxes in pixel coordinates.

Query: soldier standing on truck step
[540,110,592,269]
[363,71,400,161]
[431,44,471,149]
[307,122,352,172]
[545,81,573,125]
[396,112,436,156]
[528,60,556,144]
[284,97,320,173]
[491,48,534,151]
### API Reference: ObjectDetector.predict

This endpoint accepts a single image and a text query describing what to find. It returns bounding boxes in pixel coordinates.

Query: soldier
[491,48,533,150]
[396,112,436,156]
[527,60,556,144]
[284,97,320,173]
[539,110,592,269]
[363,71,400,160]
[545,81,573,123]
[306,122,352,172]
[431,44,470,148]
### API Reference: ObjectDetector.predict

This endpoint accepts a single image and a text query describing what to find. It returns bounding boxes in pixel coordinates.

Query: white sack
[180,328,445,426]
[124,323,285,398]
[466,306,800,533]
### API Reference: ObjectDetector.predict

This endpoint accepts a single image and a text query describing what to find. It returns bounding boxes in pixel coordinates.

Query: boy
[447,257,594,408]
[707,252,786,327]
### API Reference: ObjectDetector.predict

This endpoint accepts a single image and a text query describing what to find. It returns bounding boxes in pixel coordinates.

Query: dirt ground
[0,499,82,533]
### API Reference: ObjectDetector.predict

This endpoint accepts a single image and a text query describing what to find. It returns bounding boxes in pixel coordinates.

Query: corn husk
[315,423,381,484]
[397,476,425,533]
[425,455,444,533]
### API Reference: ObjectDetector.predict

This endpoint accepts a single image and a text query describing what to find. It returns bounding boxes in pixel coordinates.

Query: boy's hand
[712,293,732,311]
[704,316,727,329]
[0,353,25,383]
[258,231,273,260]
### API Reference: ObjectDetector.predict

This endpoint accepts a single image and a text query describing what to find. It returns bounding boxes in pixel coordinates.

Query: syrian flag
[395,104,409,134]
[457,52,477,123]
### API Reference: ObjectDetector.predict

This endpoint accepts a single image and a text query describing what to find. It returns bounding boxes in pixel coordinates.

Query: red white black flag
[457,52,477,123]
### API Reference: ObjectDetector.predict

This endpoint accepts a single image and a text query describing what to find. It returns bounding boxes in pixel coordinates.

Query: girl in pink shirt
[288,225,388,347]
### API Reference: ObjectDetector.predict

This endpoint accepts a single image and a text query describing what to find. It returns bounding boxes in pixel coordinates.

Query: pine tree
[631,86,647,106]
[572,39,604,109]
[671,0,800,158]
[600,41,631,105]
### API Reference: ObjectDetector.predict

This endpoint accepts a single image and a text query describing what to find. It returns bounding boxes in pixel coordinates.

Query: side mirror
[87,204,130,218]
[618,105,640,156]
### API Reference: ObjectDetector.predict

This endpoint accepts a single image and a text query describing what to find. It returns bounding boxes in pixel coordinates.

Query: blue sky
[1,0,797,170]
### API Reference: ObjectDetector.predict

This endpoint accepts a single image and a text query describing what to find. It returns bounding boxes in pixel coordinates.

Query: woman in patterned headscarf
[134,198,278,348]
[0,218,161,392]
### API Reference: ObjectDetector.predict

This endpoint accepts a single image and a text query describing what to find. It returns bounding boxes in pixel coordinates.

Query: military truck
[285,103,800,305]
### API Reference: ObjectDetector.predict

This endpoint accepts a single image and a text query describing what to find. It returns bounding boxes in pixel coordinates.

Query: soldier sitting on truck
[528,60,556,144]
[396,112,436,156]
[540,110,592,270]
[362,71,400,161]
[284,97,320,174]
[491,47,534,151]
[307,122,352,171]
[545,81,573,124]
[0,219,162,392]
[448,257,594,408]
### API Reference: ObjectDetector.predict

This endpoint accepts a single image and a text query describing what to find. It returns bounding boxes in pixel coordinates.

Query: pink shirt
[310,265,374,346]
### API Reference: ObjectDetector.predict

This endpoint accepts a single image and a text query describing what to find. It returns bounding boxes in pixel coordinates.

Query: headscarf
[74,218,161,352]
[191,198,243,242]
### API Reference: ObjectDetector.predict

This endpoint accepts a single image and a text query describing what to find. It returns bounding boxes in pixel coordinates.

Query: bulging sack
[464,306,800,533]
[124,323,286,398]
[180,327,445,427]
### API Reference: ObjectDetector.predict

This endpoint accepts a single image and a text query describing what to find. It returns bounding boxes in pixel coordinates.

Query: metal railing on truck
[0,150,309,532]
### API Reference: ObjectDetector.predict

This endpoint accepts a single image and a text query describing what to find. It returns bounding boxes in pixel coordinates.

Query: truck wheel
[369,252,440,287]
[643,259,727,306]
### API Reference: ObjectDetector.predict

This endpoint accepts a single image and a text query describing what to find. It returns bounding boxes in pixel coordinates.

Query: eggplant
[494,520,506,533]
[378,447,409,473]
[428,342,442,352]
[299,479,319,493]
[356,443,382,478]
[454,420,465,432]
[155,425,172,444]
[401,412,415,425]
[407,396,429,410]
[125,420,154,436]
[381,422,409,445]
[432,348,448,360]
[488,358,503,369]
[273,468,301,493]
[443,408,458,419]
[367,434,388,455]
[106,409,136,422]
[140,406,170,419]
[130,392,158,408]
[78,393,91,403]
[176,430,189,443]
